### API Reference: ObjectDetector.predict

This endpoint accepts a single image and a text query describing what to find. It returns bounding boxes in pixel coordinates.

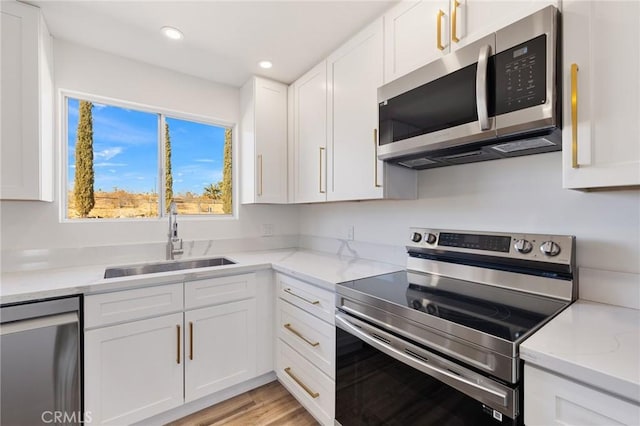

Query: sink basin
[104,257,236,279]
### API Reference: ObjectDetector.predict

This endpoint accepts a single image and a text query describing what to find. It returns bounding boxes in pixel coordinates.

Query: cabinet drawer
[277,273,335,324]
[277,339,334,426]
[278,299,335,379]
[185,273,256,309]
[85,283,183,328]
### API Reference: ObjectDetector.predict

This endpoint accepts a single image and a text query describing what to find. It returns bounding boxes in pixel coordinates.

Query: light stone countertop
[4,248,639,408]
[521,300,640,404]
[0,248,405,305]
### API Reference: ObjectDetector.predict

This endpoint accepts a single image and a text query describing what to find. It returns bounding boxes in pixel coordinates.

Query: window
[65,95,233,219]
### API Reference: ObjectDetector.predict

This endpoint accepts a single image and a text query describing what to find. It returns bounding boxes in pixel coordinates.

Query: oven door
[377,33,496,162]
[335,312,521,426]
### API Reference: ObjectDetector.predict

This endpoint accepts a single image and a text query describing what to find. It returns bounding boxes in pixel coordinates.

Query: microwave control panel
[494,34,547,115]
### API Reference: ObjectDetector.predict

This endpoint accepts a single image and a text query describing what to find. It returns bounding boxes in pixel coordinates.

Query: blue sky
[67,98,226,195]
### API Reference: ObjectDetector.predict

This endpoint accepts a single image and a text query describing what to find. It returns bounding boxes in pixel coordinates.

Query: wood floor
[167,381,319,426]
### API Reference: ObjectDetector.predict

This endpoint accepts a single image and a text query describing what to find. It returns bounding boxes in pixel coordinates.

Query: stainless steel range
[335,228,576,425]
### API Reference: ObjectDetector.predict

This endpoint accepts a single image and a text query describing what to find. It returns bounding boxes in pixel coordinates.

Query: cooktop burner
[339,271,568,342]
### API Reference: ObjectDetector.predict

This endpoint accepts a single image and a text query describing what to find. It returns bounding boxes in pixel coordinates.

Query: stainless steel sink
[104,257,236,279]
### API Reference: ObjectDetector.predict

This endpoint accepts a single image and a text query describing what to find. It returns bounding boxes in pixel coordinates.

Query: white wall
[0,40,299,255]
[299,152,640,275]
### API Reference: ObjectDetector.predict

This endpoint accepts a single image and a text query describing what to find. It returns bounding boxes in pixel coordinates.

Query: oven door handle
[335,313,509,407]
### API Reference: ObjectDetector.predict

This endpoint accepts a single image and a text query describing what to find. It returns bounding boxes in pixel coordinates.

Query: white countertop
[0,248,404,305]
[521,300,640,404]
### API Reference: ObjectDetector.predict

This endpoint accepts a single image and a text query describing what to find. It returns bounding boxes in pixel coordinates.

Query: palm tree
[203,182,222,200]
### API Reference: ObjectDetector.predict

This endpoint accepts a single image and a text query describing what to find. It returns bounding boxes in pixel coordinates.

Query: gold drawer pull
[257,154,263,196]
[283,288,320,305]
[571,63,579,168]
[319,147,326,194]
[176,324,181,364]
[374,129,381,188]
[189,321,194,360]
[284,367,319,398]
[284,323,320,347]
[451,0,460,43]
[437,9,446,51]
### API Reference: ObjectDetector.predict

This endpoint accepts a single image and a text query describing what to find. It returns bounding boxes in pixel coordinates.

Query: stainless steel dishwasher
[1,296,81,425]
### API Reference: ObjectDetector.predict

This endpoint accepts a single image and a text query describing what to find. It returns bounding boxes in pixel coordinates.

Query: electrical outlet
[347,225,355,241]
[261,224,274,237]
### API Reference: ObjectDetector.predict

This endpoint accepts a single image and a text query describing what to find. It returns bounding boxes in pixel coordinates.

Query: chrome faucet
[167,202,183,260]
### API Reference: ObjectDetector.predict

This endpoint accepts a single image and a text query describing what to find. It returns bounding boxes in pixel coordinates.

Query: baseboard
[132,372,277,425]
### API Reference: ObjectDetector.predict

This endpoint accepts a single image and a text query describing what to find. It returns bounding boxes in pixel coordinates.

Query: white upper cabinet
[1,1,53,201]
[292,61,328,203]
[456,1,558,50]
[383,0,559,84]
[327,19,384,201]
[562,0,640,190]
[327,18,416,201]
[240,76,288,204]
[384,0,450,83]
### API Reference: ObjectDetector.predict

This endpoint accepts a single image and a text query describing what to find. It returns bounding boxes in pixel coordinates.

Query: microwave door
[377,33,497,161]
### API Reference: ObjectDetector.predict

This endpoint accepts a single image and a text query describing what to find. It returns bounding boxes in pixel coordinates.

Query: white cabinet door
[327,19,384,201]
[293,61,328,203]
[1,1,53,201]
[384,0,450,83]
[455,0,558,50]
[562,0,640,189]
[184,299,257,402]
[525,364,640,426]
[84,313,184,425]
[240,77,288,204]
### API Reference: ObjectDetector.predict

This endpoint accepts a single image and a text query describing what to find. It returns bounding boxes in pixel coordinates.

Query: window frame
[59,90,238,222]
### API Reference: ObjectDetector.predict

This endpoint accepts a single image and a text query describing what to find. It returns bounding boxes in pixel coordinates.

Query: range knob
[540,241,561,257]
[425,233,437,244]
[513,239,533,254]
[411,232,422,243]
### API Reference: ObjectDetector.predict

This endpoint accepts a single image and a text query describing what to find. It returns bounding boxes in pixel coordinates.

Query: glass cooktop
[338,271,569,342]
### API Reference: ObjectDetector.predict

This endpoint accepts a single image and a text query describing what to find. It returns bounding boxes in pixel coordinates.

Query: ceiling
[27,0,396,87]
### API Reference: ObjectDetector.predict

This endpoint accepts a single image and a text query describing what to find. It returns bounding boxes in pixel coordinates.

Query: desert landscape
[67,190,226,218]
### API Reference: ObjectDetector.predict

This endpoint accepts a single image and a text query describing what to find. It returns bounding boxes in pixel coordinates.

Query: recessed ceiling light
[258,60,273,69]
[161,26,184,40]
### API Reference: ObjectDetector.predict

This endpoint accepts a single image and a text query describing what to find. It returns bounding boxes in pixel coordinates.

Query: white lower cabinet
[84,313,184,425]
[275,273,336,425]
[84,273,264,425]
[184,299,257,402]
[524,364,640,425]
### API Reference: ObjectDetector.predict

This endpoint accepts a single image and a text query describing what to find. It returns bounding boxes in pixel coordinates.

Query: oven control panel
[408,227,574,265]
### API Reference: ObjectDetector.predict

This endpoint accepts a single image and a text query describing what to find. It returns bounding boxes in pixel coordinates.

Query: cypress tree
[165,122,173,212]
[73,101,95,217]
[221,128,232,214]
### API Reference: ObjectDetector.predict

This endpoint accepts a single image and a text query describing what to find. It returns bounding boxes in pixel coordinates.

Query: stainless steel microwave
[378,6,560,169]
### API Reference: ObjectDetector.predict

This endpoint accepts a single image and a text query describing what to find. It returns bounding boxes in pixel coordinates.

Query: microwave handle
[476,44,492,131]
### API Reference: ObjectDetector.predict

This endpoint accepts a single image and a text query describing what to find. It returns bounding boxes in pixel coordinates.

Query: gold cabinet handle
[189,321,194,360]
[176,324,181,364]
[319,147,325,194]
[571,63,579,169]
[284,323,320,347]
[283,288,320,305]
[437,9,446,51]
[451,0,460,43]
[257,155,263,196]
[373,129,381,188]
[284,367,319,399]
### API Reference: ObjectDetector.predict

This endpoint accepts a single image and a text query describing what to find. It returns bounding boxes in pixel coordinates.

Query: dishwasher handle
[0,312,78,335]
